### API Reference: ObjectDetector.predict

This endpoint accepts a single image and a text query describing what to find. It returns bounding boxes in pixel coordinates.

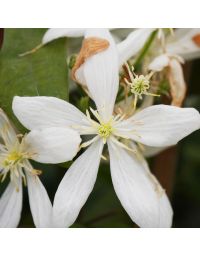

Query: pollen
[3,151,23,167]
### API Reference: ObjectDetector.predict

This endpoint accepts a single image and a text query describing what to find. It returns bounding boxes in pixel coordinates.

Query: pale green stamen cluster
[0,130,40,188]
[130,75,150,96]
[98,121,113,142]
[124,63,159,110]
[79,108,139,154]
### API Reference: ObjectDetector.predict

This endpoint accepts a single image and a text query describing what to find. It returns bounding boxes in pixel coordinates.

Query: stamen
[79,135,99,149]
[123,63,159,109]
[110,136,137,154]
[98,122,113,143]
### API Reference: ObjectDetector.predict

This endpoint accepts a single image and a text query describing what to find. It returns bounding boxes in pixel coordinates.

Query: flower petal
[42,28,86,45]
[53,139,103,227]
[115,105,200,147]
[13,96,91,134]
[0,109,17,147]
[142,145,167,158]
[168,58,186,107]
[83,29,119,121]
[0,179,22,228]
[148,54,170,71]
[26,173,53,228]
[167,28,200,61]
[117,28,155,67]
[108,140,173,228]
[25,127,81,164]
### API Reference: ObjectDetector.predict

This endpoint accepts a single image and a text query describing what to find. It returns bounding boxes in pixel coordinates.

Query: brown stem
[152,146,178,197]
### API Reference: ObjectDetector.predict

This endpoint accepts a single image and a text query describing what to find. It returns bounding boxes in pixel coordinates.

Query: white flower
[13,29,200,228]
[166,29,200,61]
[0,109,81,227]
[149,53,186,107]
[148,29,200,107]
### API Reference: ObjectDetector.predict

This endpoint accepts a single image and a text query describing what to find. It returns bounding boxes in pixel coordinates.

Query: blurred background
[0,28,200,228]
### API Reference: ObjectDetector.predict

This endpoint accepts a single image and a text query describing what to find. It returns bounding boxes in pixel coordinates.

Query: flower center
[2,150,24,168]
[98,122,113,140]
[130,75,150,96]
[0,137,39,187]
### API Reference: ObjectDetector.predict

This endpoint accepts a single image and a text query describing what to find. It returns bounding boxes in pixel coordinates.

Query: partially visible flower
[13,29,200,228]
[149,53,186,107]
[0,109,81,227]
[166,28,200,61]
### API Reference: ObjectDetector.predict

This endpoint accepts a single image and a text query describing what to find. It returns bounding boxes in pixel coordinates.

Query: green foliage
[0,28,69,132]
[78,96,89,113]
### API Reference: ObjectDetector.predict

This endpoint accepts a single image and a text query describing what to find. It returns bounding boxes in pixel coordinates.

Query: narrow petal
[53,139,103,227]
[25,127,81,164]
[128,140,166,158]
[0,109,17,147]
[167,28,200,61]
[108,140,173,228]
[142,145,167,158]
[115,105,200,147]
[42,28,86,45]
[83,29,119,121]
[168,58,186,107]
[148,54,170,71]
[12,96,91,133]
[117,28,155,67]
[0,179,22,228]
[26,173,53,228]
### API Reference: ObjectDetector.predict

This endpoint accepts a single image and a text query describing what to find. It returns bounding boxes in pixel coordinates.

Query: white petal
[142,145,167,158]
[117,28,155,67]
[75,64,87,85]
[115,105,200,147]
[0,109,17,147]
[83,29,119,121]
[167,28,200,61]
[25,127,81,164]
[148,54,170,71]
[128,140,166,158]
[158,192,173,227]
[168,58,186,107]
[53,139,103,227]
[42,28,86,44]
[0,179,22,228]
[26,173,53,228]
[108,140,173,228]
[12,96,91,133]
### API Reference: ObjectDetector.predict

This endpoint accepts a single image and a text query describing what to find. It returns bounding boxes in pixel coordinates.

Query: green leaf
[134,29,158,71]
[0,28,69,132]
[78,96,89,113]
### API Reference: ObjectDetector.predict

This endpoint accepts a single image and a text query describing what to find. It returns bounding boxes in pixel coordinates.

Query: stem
[134,29,158,70]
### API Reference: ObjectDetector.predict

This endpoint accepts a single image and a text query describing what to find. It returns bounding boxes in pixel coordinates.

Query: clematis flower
[0,109,81,227]
[13,29,200,228]
[166,28,200,61]
[149,53,186,107]
[148,29,200,107]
